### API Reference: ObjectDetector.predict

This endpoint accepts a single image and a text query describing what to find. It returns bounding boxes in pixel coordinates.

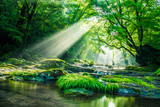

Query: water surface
[0,80,159,107]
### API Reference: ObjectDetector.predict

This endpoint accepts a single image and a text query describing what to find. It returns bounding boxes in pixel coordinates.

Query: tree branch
[97,33,135,57]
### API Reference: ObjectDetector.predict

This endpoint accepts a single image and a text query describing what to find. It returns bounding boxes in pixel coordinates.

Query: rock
[37,59,70,69]
[118,88,140,96]
[11,76,24,81]
[0,76,6,81]
[90,73,102,78]
[46,77,55,81]
[40,68,68,79]
[63,88,93,96]
[68,65,95,73]
[34,77,44,82]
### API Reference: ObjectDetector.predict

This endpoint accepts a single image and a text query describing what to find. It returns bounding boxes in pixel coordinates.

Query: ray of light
[95,46,136,66]
[30,22,89,57]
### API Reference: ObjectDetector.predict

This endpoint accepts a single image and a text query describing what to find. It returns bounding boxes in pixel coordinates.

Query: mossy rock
[134,67,151,72]
[63,88,93,96]
[125,66,138,70]
[68,66,95,73]
[10,76,24,81]
[41,68,68,78]
[4,58,34,66]
[155,68,160,76]
[37,59,70,69]
[0,62,17,68]
[125,65,152,72]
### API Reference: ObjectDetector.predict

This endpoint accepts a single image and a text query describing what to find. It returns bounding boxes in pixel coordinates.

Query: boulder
[63,88,93,96]
[40,68,68,79]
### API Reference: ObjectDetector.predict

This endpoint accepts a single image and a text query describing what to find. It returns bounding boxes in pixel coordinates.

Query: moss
[134,67,151,72]
[37,58,70,69]
[144,76,154,82]
[4,58,34,66]
[125,66,138,70]
[71,59,95,66]
[102,75,156,89]
[112,75,123,78]
[41,68,68,78]
[125,65,152,72]
[9,70,41,77]
[102,77,132,83]
[0,62,17,68]
[63,88,93,96]
[155,68,160,76]
[82,72,89,76]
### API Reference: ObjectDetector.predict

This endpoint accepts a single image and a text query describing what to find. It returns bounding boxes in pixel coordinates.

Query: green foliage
[63,88,93,96]
[112,75,122,78]
[0,62,17,69]
[129,77,156,88]
[102,75,156,89]
[9,70,39,77]
[125,65,151,72]
[102,77,132,83]
[105,83,119,93]
[89,0,160,65]
[4,58,34,66]
[82,72,89,76]
[56,73,105,92]
[125,66,138,70]
[144,76,154,82]
[71,59,95,66]
[155,68,160,76]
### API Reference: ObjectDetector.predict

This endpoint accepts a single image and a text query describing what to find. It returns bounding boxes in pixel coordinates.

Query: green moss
[4,58,34,66]
[71,59,95,66]
[41,68,68,78]
[64,88,93,96]
[134,67,151,72]
[102,75,156,89]
[102,77,132,83]
[125,65,152,72]
[9,70,40,77]
[37,58,70,69]
[155,68,160,76]
[129,77,156,88]
[82,72,89,76]
[125,66,138,70]
[56,74,105,92]
[0,62,17,68]
[112,75,123,78]
[144,76,154,82]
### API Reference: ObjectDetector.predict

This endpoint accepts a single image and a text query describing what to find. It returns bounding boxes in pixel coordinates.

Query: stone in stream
[63,88,94,97]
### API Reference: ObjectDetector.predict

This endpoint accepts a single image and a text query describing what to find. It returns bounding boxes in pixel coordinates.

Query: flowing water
[0,80,159,107]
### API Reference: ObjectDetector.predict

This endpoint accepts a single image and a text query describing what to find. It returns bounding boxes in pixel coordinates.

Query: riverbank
[0,58,160,99]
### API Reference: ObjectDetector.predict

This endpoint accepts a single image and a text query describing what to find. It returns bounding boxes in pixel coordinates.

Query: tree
[89,0,160,65]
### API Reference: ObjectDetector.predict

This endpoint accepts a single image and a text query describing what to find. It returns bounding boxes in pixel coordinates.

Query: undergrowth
[102,75,156,88]
[56,74,105,92]
[9,70,40,77]
[56,74,120,93]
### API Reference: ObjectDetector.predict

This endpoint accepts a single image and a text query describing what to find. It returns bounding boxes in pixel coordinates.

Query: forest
[0,0,160,107]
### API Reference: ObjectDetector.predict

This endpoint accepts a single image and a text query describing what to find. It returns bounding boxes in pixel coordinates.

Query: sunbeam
[96,46,136,66]
[31,22,89,57]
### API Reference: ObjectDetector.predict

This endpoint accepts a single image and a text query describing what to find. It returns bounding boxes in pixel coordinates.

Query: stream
[0,80,160,107]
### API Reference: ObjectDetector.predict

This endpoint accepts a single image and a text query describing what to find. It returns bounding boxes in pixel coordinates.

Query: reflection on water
[0,80,160,107]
